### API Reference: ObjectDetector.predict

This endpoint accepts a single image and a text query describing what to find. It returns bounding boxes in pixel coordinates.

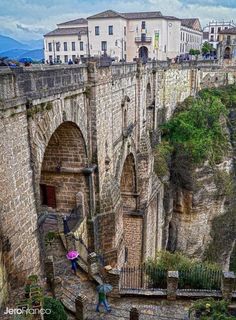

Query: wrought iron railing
[135,37,152,43]
[178,268,221,290]
[120,265,222,291]
[120,265,167,290]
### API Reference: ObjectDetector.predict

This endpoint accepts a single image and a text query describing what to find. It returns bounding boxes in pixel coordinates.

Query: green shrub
[43,297,68,320]
[145,251,221,290]
[154,141,173,179]
[189,298,236,319]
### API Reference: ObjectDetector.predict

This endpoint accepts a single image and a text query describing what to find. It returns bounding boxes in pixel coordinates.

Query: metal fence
[120,266,167,290]
[178,268,221,290]
[120,265,222,291]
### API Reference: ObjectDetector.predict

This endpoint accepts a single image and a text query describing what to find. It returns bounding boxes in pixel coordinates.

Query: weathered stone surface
[0,62,236,306]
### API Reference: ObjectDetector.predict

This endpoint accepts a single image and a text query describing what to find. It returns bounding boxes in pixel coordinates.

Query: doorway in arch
[139,46,148,63]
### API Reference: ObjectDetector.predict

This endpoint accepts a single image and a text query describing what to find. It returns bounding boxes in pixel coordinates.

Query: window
[72,55,76,61]
[56,55,60,63]
[124,41,126,51]
[95,26,99,35]
[40,184,56,208]
[108,25,113,35]
[225,27,228,30]
[72,42,76,51]
[218,27,221,32]
[210,35,214,41]
[183,32,185,41]
[124,54,127,61]
[49,55,53,61]
[63,42,67,51]
[141,33,146,42]
[56,42,60,51]
[211,27,214,33]
[64,55,68,63]
[101,41,107,51]
[80,41,84,51]
[48,43,52,51]
[124,26,126,36]
[141,21,146,30]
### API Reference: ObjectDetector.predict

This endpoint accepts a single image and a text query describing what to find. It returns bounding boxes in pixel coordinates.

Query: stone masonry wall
[0,110,41,286]
[1,61,236,305]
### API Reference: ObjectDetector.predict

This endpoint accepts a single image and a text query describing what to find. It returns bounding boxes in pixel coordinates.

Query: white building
[87,10,181,61]
[203,20,236,49]
[180,19,202,55]
[44,18,88,63]
[44,10,203,63]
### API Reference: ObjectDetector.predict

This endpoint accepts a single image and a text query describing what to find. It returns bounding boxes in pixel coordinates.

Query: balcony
[135,36,152,44]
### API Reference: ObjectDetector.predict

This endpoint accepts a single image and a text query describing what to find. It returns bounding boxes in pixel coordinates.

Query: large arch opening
[139,46,148,63]
[224,47,231,59]
[40,122,89,215]
[120,154,142,266]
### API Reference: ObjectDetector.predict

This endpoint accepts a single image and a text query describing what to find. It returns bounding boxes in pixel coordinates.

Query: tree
[202,41,214,55]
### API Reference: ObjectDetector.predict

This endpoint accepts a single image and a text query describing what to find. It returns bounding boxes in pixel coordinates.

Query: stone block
[167,271,179,301]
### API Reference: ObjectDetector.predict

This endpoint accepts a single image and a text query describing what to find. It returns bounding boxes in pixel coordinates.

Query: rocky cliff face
[162,90,236,271]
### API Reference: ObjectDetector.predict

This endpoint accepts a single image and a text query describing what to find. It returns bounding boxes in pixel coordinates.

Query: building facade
[218,27,236,63]
[180,19,202,55]
[44,10,203,62]
[44,18,88,63]
[203,20,236,49]
[87,10,182,61]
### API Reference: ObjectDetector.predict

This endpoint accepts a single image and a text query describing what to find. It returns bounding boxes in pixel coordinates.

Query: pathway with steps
[50,237,192,320]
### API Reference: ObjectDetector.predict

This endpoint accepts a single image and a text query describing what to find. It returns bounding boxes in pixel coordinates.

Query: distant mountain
[0,48,28,58]
[0,48,43,61]
[0,35,30,52]
[24,39,43,49]
[19,49,43,60]
[0,34,43,61]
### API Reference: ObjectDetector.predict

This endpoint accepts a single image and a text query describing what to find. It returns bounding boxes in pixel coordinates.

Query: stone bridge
[0,60,235,304]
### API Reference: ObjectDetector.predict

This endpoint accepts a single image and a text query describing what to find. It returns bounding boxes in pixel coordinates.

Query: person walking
[96,284,112,313]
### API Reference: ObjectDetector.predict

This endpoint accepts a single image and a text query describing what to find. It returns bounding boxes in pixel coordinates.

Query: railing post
[130,307,139,320]
[45,256,55,297]
[167,271,179,301]
[104,268,121,298]
[221,271,235,300]
[75,294,87,320]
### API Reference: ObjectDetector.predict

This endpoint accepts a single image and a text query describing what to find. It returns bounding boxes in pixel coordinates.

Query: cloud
[0,0,236,41]
[16,24,48,34]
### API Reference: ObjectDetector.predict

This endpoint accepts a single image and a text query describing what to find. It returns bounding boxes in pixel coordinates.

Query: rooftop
[181,18,202,31]
[87,9,179,21]
[57,18,88,26]
[219,27,236,35]
[44,27,88,37]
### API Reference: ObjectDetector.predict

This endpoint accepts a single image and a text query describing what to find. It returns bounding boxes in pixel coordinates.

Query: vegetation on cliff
[154,86,236,191]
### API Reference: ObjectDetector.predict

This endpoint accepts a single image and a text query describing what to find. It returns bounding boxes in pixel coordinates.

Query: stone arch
[29,99,88,211]
[120,153,143,266]
[224,46,231,59]
[39,121,89,214]
[139,46,148,63]
[116,138,137,184]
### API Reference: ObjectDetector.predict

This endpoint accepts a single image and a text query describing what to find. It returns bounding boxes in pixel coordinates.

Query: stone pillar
[45,256,55,296]
[75,294,87,320]
[104,269,121,298]
[221,271,235,300]
[130,307,139,320]
[167,271,179,301]
[88,252,100,276]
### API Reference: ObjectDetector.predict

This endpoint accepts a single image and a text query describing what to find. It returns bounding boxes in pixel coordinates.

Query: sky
[0,0,236,42]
